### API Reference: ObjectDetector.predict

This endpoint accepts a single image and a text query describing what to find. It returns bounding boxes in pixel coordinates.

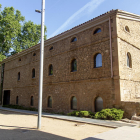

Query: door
[3,90,10,105]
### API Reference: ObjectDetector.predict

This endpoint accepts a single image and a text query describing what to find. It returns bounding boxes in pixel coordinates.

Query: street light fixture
[35,0,45,130]
[35,9,41,13]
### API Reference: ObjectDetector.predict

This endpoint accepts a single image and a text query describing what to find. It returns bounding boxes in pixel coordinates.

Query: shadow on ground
[83,137,103,140]
[0,125,73,140]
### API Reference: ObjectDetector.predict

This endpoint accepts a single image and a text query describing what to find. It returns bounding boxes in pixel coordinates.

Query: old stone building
[1,9,140,117]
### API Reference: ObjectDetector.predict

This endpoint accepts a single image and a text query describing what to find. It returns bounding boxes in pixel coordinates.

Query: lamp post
[35,0,45,130]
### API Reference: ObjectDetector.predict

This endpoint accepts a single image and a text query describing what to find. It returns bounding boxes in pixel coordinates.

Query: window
[71,96,77,110]
[93,28,101,34]
[71,37,77,42]
[94,53,102,68]
[19,58,21,61]
[16,96,18,105]
[48,96,52,108]
[49,64,53,75]
[125,26,130,33]
[95,96,103,112]
[32,68,35,78]
[127,52,132,68]
[71,59,77,72]
[33,53,36,56]
[30,96,34,106]
[18,72,20,81]
[49,46,53,51]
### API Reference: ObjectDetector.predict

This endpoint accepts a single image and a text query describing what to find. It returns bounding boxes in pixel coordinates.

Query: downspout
[109,17,113,78]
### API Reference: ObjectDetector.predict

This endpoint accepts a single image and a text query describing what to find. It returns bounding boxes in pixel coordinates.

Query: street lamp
[35,0,45,130]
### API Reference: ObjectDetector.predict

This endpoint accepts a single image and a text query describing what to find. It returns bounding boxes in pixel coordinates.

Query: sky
[0,0,140,39]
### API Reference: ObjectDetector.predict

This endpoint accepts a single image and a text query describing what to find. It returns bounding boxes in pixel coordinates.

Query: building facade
[1,9,140,118]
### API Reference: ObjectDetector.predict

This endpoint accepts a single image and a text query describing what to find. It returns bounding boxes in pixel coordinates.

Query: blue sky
[0,0,140,39]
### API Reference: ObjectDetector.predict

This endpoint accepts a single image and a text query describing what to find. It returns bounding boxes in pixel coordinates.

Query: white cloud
[48,0,105,38]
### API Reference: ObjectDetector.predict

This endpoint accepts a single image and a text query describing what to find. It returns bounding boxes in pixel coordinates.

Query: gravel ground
[0,110,113,140]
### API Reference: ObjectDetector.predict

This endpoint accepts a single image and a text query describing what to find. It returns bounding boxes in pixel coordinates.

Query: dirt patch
[0,110,113,140]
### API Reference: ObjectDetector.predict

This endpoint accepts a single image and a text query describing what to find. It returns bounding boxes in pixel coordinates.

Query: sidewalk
[0,106,138,128]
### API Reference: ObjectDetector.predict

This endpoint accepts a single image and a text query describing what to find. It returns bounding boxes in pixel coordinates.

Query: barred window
[71,59,77,72]
[48,96,52,108]
[32,69,35,78]
[49,64,53,75]
[71,96,77,110]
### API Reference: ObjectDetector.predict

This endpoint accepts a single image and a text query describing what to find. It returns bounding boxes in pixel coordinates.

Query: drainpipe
[109,17,113,78]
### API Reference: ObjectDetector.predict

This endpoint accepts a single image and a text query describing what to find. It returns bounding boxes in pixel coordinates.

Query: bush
[67,110,95,118]
[94,108,124,120]
[3,104,38,111]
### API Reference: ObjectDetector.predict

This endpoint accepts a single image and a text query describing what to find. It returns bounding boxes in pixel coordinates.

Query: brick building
[1,9,140,118]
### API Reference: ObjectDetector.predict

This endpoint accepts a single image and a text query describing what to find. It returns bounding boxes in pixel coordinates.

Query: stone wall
[117,17,140,101]
[120,101,140,119]
[2,17,119,112]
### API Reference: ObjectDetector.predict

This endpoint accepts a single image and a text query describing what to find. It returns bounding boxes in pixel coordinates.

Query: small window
[125,26,130,33]
[32,68,35,78]
[71,37,77,42]
[19,58,21,61]
[30,96,34,106]
[93,28,101,34]
[71,59,77,72]
[16,96,18,105]
[71,96,77,110]
[49,46,53,51]
[48,96,52,108]
[94,53,102,68]
[49,64,53,75]
[18,72,20,81]
[127,52,132,68]
[33,53,36,56]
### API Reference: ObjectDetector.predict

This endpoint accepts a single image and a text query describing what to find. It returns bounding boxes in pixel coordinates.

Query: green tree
[0,4,47,60]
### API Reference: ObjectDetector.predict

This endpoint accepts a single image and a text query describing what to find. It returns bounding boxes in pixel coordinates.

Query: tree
[0,4,47,61]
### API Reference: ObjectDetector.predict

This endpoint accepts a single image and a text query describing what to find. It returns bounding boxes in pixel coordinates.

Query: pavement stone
[0,106,138,128]
[83,126,140,140]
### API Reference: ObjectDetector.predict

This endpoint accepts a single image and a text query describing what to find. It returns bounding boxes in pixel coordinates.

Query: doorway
[3,90,10,105]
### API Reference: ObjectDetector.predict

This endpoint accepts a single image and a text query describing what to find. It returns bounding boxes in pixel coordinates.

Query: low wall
[120,101,140,119]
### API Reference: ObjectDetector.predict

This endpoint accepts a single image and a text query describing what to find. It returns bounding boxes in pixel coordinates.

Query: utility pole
[36,0,45,130]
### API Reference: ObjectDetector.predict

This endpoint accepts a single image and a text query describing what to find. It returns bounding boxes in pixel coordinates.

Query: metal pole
[37,0,45,129]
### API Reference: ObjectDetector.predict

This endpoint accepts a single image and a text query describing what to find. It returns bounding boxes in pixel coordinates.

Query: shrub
[67,110,95,118]
[3,104,38,111]
[94,108,124,120]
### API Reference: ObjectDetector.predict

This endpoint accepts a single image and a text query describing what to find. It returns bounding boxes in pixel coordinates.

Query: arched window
[71,59,77,72]
[71,37,77,42]
[127,52,132,68]
[71,96,77,110]
[16,96,18,105]
[30,96,34,106]
[48,96,52,108]
[33,53,36,56]
[94,53,102,68]
[32,68,35,78]
[95,96,103,112]
[18,72,20,81]
[49,64,53,75]
[125,26,130,33]
[93,28,101,34]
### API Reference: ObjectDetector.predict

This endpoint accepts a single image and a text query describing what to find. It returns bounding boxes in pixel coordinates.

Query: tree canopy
[0,4,47,61]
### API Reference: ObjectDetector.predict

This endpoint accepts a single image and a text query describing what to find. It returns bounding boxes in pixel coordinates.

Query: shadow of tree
[0,125,73,140]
